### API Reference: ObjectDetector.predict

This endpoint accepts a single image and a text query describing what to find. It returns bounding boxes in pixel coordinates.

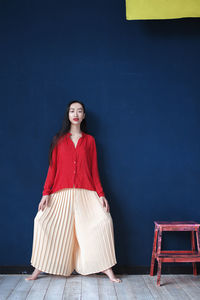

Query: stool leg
[157,259,162,286]
[195,229,200,276]
[157,229,162,255]
[156,229,162,286]
[191,231,197,275]
[150,228,158,276]
[196,230,200,253]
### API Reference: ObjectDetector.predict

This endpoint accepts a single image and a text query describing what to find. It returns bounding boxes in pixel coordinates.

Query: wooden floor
[0,274,200,299]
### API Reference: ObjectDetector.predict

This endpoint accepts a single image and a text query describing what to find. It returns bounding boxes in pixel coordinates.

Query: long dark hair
[48,100,87,166]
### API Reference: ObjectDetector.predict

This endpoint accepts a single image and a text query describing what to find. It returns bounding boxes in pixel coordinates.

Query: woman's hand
[38,195,50,212]
[99,196,110,213]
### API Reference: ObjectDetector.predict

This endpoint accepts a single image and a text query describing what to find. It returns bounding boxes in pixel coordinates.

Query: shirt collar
[66,131,86,138]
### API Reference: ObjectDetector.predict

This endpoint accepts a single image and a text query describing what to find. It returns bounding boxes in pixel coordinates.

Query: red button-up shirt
[42,131,105,198]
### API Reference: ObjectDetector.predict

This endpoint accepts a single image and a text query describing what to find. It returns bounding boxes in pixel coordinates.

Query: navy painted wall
[1,0,200,268]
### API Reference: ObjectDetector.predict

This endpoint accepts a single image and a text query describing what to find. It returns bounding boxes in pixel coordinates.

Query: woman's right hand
[38,195,50,212]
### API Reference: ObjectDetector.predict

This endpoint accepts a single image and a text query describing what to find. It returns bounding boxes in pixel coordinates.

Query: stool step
[158,253,200,257]
[156,253,200,263]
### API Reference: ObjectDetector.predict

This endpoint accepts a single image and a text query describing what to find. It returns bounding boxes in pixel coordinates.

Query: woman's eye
[69,111,82,114]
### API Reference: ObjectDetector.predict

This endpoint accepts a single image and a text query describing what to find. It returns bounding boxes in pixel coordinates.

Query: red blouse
[42,131,105,198]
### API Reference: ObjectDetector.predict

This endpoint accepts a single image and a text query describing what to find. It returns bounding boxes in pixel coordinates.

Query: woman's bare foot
[25,268,42,281]
[101,267,121,283]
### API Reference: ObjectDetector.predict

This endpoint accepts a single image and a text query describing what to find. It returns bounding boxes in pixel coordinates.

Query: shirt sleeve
[42,145,58,196]
[91,137,105,198]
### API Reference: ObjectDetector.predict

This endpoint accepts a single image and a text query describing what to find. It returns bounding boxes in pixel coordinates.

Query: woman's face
[68,102,85,125]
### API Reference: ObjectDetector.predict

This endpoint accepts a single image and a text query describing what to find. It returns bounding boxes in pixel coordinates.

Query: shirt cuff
[97,191,105,198]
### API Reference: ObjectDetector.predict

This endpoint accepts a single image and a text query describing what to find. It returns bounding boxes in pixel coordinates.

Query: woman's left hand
[99,196,110,213]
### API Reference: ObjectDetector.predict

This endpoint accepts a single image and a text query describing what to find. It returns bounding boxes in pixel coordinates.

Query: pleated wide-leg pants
[30,187,117,276]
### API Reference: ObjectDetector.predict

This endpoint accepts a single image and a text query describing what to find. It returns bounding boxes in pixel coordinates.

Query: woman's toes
[25,277,33,281]
[25,274,39,281]
[111,277,121,283]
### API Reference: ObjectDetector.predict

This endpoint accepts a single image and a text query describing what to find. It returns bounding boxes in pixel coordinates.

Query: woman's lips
[73,118,79,121]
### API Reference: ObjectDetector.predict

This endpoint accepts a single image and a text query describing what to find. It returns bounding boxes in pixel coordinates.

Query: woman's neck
[69,125,82,135]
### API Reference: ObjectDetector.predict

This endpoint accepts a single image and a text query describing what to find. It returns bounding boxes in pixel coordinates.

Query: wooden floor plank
[173,275,200,300]
[0,275,21,299]
[6,275,35,300]
[142,275,173,300]
[25,275,52,300]
[183,274,200,289]
[113,275,136,300]
[81,274,99,300]
[62,275,82,300]
[127,275,154,300]
[44,275,66,300]
[160,275,192,300]
[98,275,117,300]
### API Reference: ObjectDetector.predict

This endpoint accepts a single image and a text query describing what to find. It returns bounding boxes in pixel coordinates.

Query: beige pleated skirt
[30,187,117,276]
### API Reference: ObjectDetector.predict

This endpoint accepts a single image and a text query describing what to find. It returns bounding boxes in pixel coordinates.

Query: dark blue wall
[1,0,200,268]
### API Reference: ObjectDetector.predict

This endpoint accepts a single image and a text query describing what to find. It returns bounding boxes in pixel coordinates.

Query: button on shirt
[42,131,105,198]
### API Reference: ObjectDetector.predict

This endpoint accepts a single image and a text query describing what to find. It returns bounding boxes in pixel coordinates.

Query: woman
[26,100,121,283]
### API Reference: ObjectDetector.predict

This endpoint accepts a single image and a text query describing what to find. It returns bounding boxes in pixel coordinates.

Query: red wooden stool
[150,221,200,286]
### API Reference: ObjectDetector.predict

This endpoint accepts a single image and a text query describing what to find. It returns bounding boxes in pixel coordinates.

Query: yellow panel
[126,0,200,20]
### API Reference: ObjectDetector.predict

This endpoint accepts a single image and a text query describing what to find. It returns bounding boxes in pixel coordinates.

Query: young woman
[26,101,121,283]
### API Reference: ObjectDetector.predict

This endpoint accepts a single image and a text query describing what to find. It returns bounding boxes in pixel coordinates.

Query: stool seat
[154,221,200,231]
[150,221,200,286]
[155,221,199,225]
